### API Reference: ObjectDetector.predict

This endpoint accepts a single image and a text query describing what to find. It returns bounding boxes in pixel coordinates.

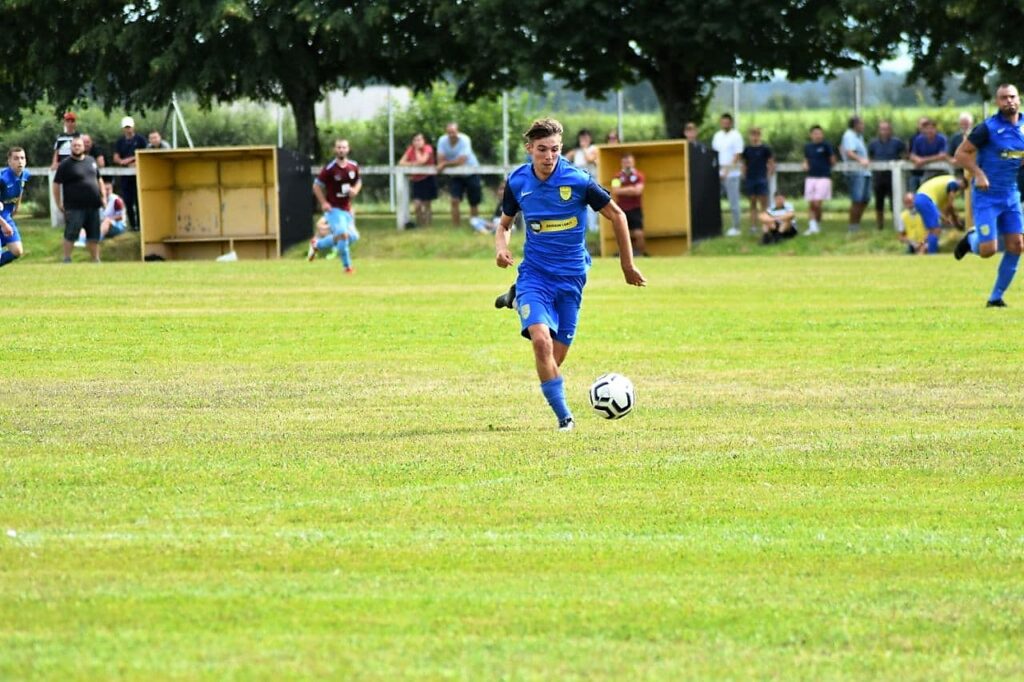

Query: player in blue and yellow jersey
[0,147,30,268]
[953,84,1024,307]
[914,174,965,254]
[494,118,646,431]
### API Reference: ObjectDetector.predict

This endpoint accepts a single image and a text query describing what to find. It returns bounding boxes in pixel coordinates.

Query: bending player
[494,118,646,431]
[0,147,31,268]
[913,174,965,254]
[954,84,1024,307]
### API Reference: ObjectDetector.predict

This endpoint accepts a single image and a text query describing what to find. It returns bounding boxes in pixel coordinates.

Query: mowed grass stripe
[1,256,1023,680]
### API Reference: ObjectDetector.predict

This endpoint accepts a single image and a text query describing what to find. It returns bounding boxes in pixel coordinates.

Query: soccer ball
[589,373,635,419]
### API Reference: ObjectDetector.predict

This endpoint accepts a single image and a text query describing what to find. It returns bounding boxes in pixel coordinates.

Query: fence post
[394,169,409,230]
[890,161,904,232]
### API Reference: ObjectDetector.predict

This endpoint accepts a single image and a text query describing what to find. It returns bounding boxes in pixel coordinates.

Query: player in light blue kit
[0,147,31,268]
[953,84,1024,307]
[495,118,646,431]
[307,208,360,270]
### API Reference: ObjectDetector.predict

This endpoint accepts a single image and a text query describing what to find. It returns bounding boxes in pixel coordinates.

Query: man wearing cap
[51,112,81,170]
[113,116,147,231]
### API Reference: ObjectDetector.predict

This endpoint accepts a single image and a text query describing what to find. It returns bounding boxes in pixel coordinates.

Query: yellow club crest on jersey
[559,186,572,201]
[980,223,992,237]
[519,303,531,319]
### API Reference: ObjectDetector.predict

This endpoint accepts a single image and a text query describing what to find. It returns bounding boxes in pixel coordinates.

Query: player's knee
[7,243,22,258]
[1007,236,1024,255]
[529,326,553,354]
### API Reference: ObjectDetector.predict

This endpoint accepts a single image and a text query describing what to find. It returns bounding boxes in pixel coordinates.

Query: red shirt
[614,168,644,212]
[316,158,361,211]
[402,144,435,182]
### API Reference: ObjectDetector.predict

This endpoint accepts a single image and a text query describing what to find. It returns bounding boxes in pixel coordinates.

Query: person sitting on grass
[470,179,508,234]
[759,192,798,244]
[913,174,965,254]
[898,192,927,255]
[75,180,126,247]
[307,209,359,273]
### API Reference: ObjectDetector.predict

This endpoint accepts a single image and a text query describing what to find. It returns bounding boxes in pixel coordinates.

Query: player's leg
[62,210,82,262]
[518,273,573,429]
[913,194,941,254]
[988,203,1023,306]
[83,209,101,262]
[0,221,22,267]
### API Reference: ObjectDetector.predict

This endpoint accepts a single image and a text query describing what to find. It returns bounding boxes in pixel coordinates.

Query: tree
[0,1,451,160]
[444,0,896,137]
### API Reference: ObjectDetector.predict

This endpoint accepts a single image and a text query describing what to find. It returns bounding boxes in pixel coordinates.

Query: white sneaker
[73,239,86,248]
[558,417,575,432]
[725,227,742,237]
[804,225,820,235]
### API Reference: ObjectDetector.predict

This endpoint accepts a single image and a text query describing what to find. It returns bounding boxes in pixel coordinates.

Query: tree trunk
[649,71,715,138]
[286,88,320,162]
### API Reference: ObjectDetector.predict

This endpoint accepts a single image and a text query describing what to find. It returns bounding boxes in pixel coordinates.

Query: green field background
[2,255,1023,679]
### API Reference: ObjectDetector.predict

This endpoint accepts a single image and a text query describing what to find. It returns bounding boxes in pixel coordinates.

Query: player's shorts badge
[518,303,531,319]
[559,186,571,201]
[980,223,992,237]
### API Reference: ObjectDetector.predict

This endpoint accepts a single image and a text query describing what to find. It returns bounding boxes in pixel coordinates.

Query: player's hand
[320,201,332,213]
[0,222,10,237]
[496,249,514,268]
[622,265,646,287]
[974,171,990,191]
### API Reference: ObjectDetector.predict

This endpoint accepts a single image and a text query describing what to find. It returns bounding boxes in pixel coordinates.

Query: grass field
[2,242,1024,679]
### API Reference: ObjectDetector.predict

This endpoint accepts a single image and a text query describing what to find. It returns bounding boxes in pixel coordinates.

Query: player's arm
[617,180,645,197]
[349,175,362,198]
[955,127,988,189]
[312,178,331,212]
[495,182,519,268]
[599,198,646,287]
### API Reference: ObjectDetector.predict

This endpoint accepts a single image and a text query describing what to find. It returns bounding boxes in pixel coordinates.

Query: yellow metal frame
[596,140,691,256]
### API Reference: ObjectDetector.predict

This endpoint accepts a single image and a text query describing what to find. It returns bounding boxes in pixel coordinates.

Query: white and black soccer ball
[589,373,635,419]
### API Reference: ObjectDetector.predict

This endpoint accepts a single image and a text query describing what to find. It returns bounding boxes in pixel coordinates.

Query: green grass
[2,251,1023,679]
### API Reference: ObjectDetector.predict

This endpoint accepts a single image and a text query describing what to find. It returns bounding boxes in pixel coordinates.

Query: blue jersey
[968,113,1024,194]
[0,167,31,219]
[502,157,610,276]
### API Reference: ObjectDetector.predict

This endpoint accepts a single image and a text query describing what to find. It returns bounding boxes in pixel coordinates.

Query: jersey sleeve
[586,177,611,212]
[314,165,329,187]
[967,123,989,149]
[114,197,125,211]
[501,181,520,217]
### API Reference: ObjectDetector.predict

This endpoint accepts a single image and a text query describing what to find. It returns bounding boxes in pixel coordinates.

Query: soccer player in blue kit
[494,118,646,431]
[0,147,30,268]
[954,84,1024,307]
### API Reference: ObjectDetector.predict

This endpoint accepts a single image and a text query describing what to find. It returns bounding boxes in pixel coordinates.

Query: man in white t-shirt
[712,113,744,236]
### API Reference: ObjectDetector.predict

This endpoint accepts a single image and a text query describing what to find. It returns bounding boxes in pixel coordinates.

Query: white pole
[732,79,740,127]
[172,111,177,148]
[502,91,509,169]
[616,89,624,142]
[854,70,863,116]
[277,104,284,147]
[387,86,396,213]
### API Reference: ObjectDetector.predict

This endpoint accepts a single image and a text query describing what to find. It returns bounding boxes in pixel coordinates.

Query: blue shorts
[515,263,586,346]
[847,174,871,203]
[743,178,769,197]
[105,220,126,238]
[973,190,1023,243]
[913,194,942,230]
[1,216,20,246]
[326,208,359,242]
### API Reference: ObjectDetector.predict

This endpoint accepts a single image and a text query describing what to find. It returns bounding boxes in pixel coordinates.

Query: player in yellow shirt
[899,192,927,254]
[914,174,965,253]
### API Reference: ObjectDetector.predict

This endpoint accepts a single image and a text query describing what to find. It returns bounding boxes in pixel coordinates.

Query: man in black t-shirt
[53,137,104,263]
[741,127,775,233]
[113,116,148,230]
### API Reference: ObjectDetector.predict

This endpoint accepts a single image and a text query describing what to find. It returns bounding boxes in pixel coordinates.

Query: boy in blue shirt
[494,118,646,431]
[954,84,1024,307]
[0,147,30,268]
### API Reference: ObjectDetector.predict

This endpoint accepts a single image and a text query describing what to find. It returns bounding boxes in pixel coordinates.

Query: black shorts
[873,173,893,202]
[624,207,644,231]
[64,208,100,241]
[449,174,482,206]
[411,176,439,201]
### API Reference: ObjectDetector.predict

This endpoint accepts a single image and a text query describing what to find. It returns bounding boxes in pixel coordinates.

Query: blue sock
[0,251,15,267]
[926,233,939,254]
[337,240,351,268]
[540,375,572,422]
[969,230,980,254]
[991,252,1020,302]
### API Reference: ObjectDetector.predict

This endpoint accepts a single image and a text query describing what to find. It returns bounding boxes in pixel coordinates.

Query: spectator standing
[684,121,710,154]
[610,152,646,256]
[948,113,974,159]
[113,116,147,231]
[567,130,599,231]
[0,147,30,269]
[312,138,362,274]
[898,192,927,255]
[909,118,948,191]
[840,115,872,232]
[398,133,438,227]
[740,127,774,234]
[867,120,906,230]
[81,134,106,168]
[51,112,81,170]
[53,137,103,263]
[605,130,620,145]
[712,113,744,236]
[147,130,171,149]
[436,122,482,228]
[802,125,836,235]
